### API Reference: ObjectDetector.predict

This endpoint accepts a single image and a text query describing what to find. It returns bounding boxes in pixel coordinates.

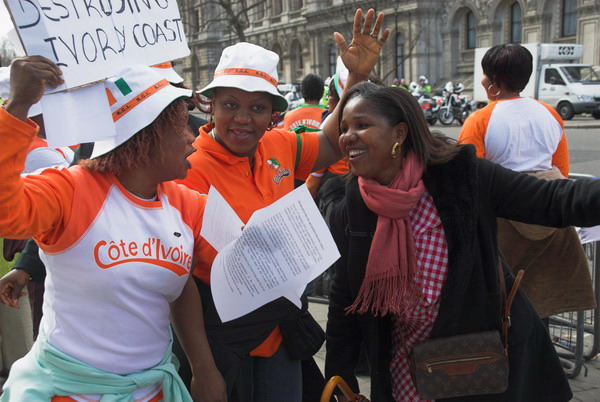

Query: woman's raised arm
[314,8,390,172]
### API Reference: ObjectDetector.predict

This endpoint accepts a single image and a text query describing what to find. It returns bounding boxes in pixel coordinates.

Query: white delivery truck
[474,44,600,120]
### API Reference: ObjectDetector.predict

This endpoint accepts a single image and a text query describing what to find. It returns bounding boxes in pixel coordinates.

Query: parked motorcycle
[438,82,474,126]
[410,82,441,126]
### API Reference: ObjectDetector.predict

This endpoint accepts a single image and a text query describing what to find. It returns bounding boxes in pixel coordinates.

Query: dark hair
[338,82,461,166]
[301,73,325,101]
[80,98,189,174]
[481,44,533,93]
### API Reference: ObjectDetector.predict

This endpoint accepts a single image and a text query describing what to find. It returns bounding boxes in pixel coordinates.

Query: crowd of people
[0,7,598,402]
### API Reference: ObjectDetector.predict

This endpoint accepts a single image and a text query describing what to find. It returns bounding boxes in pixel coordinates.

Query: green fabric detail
[295,104,327,110]
[114,78,132,96]
[292,124,321,134]
[0,330,192,401]
[295,133,302,171]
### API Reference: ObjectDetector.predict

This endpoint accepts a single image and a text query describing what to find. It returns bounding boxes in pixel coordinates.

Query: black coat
[324,145,600,401]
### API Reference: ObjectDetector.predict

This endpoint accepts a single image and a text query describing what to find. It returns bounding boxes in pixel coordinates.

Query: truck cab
[539,63,600,120]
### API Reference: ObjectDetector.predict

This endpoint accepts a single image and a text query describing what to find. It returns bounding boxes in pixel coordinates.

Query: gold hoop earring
[488,84,501,98]
[391,142,400,158]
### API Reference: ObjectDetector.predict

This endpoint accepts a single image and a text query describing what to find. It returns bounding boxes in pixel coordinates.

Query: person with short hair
[283,73,326,130]
[458,43,594,323]
[0,58,226,401]
[324,81,597,401]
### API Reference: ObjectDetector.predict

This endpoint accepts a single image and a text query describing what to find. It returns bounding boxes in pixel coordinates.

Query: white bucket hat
[332,56,348,98]
[198,42,288,112]
[151,62,184,84]
[91,65,191,159]
[0,66,43,117]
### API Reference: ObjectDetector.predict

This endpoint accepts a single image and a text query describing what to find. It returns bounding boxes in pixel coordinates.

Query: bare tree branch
[190,0,270,42]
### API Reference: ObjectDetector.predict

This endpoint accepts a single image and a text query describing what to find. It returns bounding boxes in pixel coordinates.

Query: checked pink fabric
[389,191,449,401]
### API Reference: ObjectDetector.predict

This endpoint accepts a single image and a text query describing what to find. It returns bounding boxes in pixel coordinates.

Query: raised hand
[7,56,63,121]
[334,9,390,79]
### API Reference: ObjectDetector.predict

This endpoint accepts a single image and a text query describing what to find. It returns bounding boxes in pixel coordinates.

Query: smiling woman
[176,8,390,401]
[323,82,600,401]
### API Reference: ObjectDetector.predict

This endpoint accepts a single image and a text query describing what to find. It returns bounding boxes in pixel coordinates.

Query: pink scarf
[347,152,425,317]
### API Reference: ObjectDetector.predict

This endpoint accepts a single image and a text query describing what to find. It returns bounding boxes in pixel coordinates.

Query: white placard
[4,0,189,91]
[41,82,115,147]
[203,185,340,322]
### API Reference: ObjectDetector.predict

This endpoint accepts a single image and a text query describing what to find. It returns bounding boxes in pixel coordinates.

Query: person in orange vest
[283,74,326,130]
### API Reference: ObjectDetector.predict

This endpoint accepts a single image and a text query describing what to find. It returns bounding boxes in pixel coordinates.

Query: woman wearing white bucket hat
[178,8,389,401]
[0,57,226,401]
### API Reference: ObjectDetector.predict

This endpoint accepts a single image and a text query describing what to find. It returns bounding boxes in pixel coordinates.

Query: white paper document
[41,83,115,148]
[203,185,340,322]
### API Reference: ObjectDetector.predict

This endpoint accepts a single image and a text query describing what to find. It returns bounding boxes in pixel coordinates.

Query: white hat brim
[158,68,184,85]
[199,75,288,112]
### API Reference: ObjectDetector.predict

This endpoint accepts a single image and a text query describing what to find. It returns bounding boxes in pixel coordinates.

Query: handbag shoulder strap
[497,260,524,356]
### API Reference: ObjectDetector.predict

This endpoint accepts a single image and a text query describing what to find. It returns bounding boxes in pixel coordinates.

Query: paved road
[433,116,600,177]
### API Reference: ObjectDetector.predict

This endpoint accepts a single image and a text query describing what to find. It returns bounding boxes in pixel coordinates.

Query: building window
[328,45,336,77]
[273,0,283,15]
[510,2,522,43]
[395,33,404,81]
[255,0,265,20]
[272,44,283,78]
[562,0,577,37]
[291,40,303,81]
[290,0,302,12]
[466,10,476,49]
[191,8,199,32]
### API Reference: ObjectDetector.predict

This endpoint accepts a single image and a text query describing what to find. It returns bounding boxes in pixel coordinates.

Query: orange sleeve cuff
[552,131,570,177]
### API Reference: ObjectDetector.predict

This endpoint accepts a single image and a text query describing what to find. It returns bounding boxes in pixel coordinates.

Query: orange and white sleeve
[544,104,570,177]
[0,107,74,241]
[458,107,492,158]
[552,131,570,178]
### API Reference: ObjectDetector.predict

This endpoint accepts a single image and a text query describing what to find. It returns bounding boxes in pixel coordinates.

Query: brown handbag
[407,262,524,400]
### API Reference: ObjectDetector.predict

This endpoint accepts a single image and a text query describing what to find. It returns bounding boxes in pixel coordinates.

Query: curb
[565,124,600,129]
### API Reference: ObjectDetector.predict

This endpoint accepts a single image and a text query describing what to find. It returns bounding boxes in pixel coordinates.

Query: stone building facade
[176,0,600,90]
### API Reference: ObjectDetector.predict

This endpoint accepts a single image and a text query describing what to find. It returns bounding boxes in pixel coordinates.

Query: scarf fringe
[345,268,422,317]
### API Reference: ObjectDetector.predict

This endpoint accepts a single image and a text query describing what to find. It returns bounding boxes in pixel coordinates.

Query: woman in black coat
[324,82,598,401]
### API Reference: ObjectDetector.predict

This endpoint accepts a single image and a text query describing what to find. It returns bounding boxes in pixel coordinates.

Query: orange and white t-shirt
[178,124,320,357]
[0,108,207,379]
[458,97,569,176]
[283,104,326,130]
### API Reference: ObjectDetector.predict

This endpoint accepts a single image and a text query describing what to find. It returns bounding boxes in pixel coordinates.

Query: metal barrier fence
[549,239,600,378]
[547,173,600,378]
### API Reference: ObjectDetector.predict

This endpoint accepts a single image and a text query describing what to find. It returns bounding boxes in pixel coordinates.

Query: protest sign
[4,0,189,91]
